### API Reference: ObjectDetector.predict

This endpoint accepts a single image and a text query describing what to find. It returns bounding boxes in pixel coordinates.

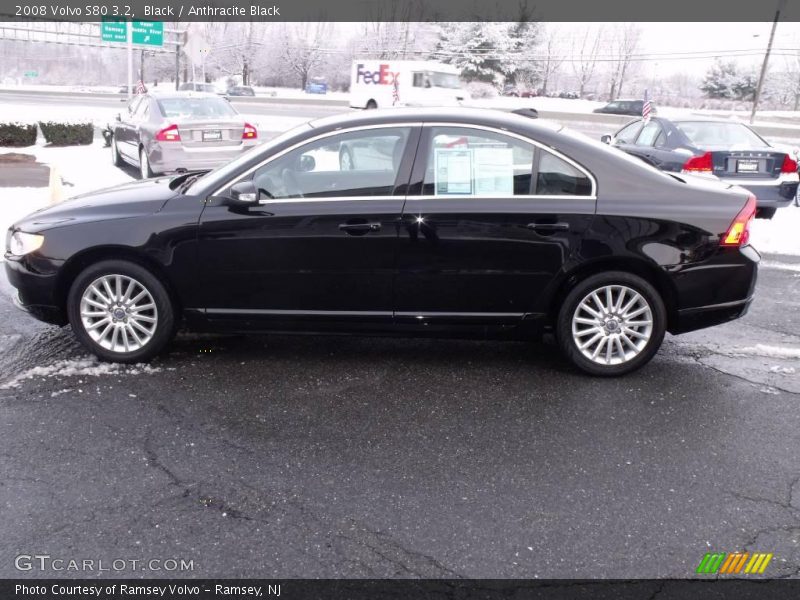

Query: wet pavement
[0,257,799,579]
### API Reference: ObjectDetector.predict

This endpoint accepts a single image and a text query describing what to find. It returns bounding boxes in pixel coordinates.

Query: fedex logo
[356,63,399,85]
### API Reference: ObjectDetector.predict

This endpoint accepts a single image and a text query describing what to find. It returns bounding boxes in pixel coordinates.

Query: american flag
[136,80,147,94]
[392,77,400,106]
[642,89,652,123]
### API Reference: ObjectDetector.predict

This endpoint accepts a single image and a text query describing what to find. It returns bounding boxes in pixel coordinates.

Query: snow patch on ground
[750,205,800,256]
[0,187,51,247]
[0,357,161,390]
[731,344,800,360]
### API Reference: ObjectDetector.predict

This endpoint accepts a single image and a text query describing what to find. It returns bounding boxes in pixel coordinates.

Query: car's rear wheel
[67,260,175,363]
[556,272,666,376]
[339,146,355,170]
[366,99,377,109]
[111,137,123,167]
[139,147,155,179]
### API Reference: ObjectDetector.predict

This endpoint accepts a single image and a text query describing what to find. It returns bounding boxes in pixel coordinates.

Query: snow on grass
[0,357,161,390]
[750,205,800,256]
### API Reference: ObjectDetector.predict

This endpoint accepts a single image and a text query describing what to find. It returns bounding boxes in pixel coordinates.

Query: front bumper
[4,257,67,326]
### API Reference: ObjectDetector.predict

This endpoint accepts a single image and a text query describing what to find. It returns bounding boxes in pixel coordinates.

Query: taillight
[780,154,798,173]
[242,123,257,140]
[155,124,181,142]
[683,152,713,173]
[721,194,757,247]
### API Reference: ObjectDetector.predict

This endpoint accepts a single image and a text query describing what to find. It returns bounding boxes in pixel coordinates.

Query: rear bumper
[720,175,798,209]
[149,141,258,173]
[669,245,759,335]
[4,256,67,326]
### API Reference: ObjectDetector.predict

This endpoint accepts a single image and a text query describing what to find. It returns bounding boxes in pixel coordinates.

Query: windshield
[675,121,768,148]
[193,124,314,194]
[430,72,461,89]
[157,97,238,119]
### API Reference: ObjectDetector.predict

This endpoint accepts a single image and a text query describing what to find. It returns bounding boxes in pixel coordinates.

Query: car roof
[147,90,220,99]
[308,107,560,135]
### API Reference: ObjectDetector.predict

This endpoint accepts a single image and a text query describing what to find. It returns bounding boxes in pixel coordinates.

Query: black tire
[111,136,123,167]
[67,260,175,363]
[555,271,666,376]
[366,99,378,109]
[756,207,776,219]
[139,146,155,179]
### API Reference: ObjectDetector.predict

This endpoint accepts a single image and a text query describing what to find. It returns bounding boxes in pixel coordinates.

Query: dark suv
[594,100,655,116]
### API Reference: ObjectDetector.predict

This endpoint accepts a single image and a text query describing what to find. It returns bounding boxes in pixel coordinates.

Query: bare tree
[607,23,641,101]
[571,26,603,98]
[280,22,331,90]
[535,25,564,94]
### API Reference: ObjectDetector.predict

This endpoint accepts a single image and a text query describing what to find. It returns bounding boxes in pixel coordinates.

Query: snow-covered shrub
[0,122,37,147]
[467,82,498,99]
[38,121,93,146]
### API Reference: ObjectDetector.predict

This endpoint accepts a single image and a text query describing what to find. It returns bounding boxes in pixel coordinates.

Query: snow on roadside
[750,205,800,256]
[0,357,162,390]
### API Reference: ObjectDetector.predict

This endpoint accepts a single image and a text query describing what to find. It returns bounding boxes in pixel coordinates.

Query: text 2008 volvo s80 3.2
[5,108,759,376]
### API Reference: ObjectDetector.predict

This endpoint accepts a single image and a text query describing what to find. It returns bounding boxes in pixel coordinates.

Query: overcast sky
[563,22,800,76]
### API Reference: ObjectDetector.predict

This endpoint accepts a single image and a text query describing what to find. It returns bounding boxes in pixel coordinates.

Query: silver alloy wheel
[79,274,158,353]
[571,284,653,366]
[139,148,149,178]
[340,149,353,170]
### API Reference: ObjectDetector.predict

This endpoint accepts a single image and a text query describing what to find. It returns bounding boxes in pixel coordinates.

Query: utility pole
[750,0,787,124]
[126,19,133,100]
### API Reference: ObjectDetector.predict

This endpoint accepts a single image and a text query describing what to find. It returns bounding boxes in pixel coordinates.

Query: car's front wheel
[67,260,175,363]
[556,272,666,376]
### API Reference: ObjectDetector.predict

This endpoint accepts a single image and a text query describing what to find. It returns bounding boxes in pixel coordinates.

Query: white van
[349,60,465,109]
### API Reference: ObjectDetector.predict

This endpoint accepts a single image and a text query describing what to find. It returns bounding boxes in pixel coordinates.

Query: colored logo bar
[696,552,773,574]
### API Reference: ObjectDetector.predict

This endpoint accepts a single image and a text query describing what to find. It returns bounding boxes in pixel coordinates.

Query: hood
[12,176,178,234]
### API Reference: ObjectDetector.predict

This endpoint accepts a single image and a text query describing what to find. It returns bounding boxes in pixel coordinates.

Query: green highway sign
[100,19,127,43]
[132,21,164,47]
[100,20,164,47]
[23,71,38,78]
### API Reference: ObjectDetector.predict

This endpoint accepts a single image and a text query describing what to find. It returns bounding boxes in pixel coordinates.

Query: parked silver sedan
[111,91,260,178]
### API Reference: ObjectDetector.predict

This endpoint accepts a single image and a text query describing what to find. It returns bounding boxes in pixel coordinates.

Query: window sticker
[473,147,514,196]
[434,148,473,195]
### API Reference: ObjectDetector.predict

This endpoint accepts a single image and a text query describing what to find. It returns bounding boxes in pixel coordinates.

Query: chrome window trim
[211,120,598,200]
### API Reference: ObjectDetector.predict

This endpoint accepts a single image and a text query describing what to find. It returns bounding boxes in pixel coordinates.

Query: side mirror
[228,181,258,204]
[298,154,315,172]
[600,134,612,145]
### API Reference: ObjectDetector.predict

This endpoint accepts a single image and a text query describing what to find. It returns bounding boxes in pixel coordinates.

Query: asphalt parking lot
[1,255,799,579]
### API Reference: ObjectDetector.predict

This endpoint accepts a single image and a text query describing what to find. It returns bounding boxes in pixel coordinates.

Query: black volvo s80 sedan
[5,108,759,376]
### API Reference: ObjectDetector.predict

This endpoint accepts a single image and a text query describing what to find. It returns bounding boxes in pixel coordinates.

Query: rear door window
[536,151,592,196]
[422,127,534,196]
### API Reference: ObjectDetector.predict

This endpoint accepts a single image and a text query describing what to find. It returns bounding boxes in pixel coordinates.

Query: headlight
[7,231,44,257]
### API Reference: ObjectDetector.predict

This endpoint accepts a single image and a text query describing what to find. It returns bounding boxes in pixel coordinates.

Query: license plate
[202,130,222,141]
[736,159,759,173]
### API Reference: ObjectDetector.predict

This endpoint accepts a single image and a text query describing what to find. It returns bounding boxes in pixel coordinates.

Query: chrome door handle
[527,222,570,231]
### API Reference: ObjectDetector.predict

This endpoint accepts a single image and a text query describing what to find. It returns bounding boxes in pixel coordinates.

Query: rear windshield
[675,121,768,148]
[157,97,238,118]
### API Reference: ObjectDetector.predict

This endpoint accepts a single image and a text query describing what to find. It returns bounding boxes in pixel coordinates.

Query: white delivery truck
[349,60,466,109]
